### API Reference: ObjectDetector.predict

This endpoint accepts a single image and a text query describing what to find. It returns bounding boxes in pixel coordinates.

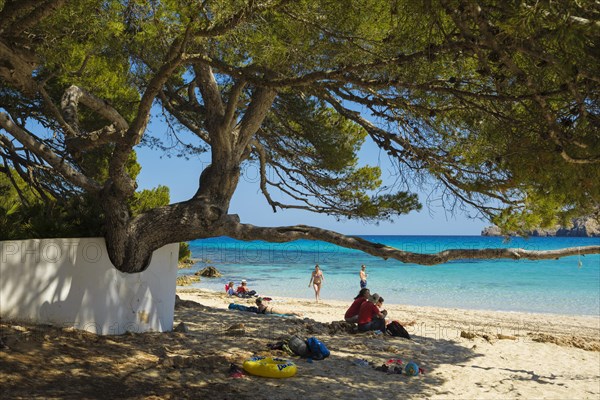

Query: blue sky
[134,121,488,236]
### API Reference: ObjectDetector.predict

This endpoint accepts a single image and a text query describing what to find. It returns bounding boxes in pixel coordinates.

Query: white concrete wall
[0,238,178,335]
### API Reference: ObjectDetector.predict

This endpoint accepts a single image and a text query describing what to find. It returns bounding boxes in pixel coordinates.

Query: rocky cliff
[482,217,600,237]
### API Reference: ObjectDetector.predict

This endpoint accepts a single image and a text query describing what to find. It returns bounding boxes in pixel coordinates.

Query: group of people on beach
[344,287,415,333]
[227,264,414,332]
[307,263,413,333]
[226,279,302,316]
[225,279,257,298]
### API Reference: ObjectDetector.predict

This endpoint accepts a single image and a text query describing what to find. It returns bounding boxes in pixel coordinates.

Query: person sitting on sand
[236,279,257,298]
[376,296,388,319]
[255,298,302,317]
[357,293,386,332]
[344,288,370,323]
[225,281,236,296]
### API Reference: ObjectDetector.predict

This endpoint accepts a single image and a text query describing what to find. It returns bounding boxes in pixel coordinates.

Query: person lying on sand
[256,298,303,317]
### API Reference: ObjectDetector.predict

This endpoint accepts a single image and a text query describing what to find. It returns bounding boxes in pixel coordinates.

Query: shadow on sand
[0,297,483,400]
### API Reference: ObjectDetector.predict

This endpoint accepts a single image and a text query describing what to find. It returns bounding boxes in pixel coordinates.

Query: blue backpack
[306,337,330,360]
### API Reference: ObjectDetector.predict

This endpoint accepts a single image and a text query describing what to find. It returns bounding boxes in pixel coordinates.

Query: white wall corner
[0,238,179,335]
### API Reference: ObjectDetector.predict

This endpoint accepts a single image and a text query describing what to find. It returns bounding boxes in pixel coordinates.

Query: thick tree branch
[223,79,247,132]
[236,87,276,153]
[1,0,66,36]
[66,125,123,152]
[0,40,37,95]
[61,85,129,132]
[17,1,65,34]
[193,63,225,132]
[59,85,131,156]
[106,32,190,199]
[129,54,182,144]
[189,53,566,105]
[223,221,600,265]
[0,112,102,192]
[0,0,40,31]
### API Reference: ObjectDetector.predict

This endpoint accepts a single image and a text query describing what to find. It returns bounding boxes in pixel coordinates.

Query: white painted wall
[0,238,178,335]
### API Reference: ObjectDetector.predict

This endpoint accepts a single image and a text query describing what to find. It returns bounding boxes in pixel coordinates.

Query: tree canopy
[0,0,598,272]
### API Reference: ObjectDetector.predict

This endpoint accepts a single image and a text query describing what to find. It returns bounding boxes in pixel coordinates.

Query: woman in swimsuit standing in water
[308,264,324,302]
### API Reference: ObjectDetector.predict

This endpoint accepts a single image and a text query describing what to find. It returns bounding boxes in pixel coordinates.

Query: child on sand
[225,281,235,296]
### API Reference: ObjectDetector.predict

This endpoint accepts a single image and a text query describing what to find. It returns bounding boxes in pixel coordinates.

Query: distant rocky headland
[482,217,600,237]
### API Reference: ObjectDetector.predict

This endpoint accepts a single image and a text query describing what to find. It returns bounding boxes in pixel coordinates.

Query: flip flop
[228,363,245,378]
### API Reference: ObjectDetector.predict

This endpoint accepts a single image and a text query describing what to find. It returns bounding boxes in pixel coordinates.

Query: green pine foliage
[1,0,598,239]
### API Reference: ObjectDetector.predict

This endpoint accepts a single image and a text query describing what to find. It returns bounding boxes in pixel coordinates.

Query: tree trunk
[103,158,243,273]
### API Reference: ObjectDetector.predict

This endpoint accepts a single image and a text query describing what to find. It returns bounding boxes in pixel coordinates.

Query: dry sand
[1,287,599,399]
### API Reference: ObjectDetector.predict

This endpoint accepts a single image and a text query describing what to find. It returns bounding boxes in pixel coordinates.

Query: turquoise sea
[182,236,600,316]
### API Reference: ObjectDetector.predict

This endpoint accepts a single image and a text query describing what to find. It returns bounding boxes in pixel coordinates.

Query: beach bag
[306,337,330,360]
[386,321,411,339]
[238,290,257,298]
[287,335,310,357]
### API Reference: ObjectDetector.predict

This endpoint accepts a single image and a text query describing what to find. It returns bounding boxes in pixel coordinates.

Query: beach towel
[228,303,259,313]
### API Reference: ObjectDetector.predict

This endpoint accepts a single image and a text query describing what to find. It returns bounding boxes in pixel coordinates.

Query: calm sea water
[181,235,600,316]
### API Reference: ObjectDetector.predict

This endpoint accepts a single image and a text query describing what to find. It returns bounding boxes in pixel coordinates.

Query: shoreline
[183,281,600,319]
[180,286,600,320]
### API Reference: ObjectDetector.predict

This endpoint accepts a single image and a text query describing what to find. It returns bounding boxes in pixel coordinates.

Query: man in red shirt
[357,293,386,332]
[236,279,249,294]
[236,279,257,298]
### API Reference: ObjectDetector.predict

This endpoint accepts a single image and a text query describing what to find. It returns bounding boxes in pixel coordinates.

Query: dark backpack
[287,335,310,357]
[386,321,411,339]
[306,337,330,360]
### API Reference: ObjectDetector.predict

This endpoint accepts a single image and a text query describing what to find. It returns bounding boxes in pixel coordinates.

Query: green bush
[178,242,192,263]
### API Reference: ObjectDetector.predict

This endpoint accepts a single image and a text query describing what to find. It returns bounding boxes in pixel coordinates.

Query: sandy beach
[1,287,599,399]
